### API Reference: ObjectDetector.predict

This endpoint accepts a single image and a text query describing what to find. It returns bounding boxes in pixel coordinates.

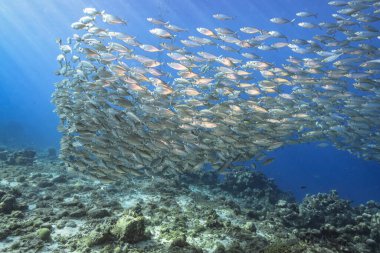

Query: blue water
[0,0,379,203]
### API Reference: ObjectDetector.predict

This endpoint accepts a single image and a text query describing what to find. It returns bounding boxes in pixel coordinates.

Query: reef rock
[275,190,380,252]
[111,211,147,243]
[0,188,26,214]
[219,171,293,204]
[6,150,36,166]
[298,190,353,228]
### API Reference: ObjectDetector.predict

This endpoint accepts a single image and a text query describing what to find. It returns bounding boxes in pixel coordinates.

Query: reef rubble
[0,149,379,252]
[0,148,36,166]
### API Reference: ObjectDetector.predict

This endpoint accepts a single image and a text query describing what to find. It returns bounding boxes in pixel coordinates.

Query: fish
[240,27,261,34]
[164,23,187,32]
[167,62,188,71]
[212,13,234,21]
[270,17,295,24]
[296,11,318,18]
[83,7,100,16]
[139,44,162,52]
[268,30,287,39]
[217,154,242,172]
[298,22,319,29]
[196,27,218,38]
[71,22,87,30]
[322,53,343,63]
[147,17,168,25]
[328,1,348,7]
[54,4,380,181]
[79,16,95,24]
[262,158,275,166]
[59,45,72,54]
[149,28,174,39]
[101,12,127,25]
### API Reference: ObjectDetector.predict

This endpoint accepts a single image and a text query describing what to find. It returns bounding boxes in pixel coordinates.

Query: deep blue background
[0,0,379,203]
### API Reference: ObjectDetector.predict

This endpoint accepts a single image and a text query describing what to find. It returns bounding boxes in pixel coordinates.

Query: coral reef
[36,228,51,241]
[0,150,379,252]
[219,171,294,204]
[272,191,380,253]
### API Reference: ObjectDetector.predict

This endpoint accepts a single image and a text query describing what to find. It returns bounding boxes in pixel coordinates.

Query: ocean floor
[0,149,380,253]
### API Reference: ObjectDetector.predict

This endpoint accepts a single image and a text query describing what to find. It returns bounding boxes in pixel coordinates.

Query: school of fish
[53,0,380,181]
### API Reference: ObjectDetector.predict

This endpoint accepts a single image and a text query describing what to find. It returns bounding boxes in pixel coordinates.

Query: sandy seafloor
[0,150,380,253]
